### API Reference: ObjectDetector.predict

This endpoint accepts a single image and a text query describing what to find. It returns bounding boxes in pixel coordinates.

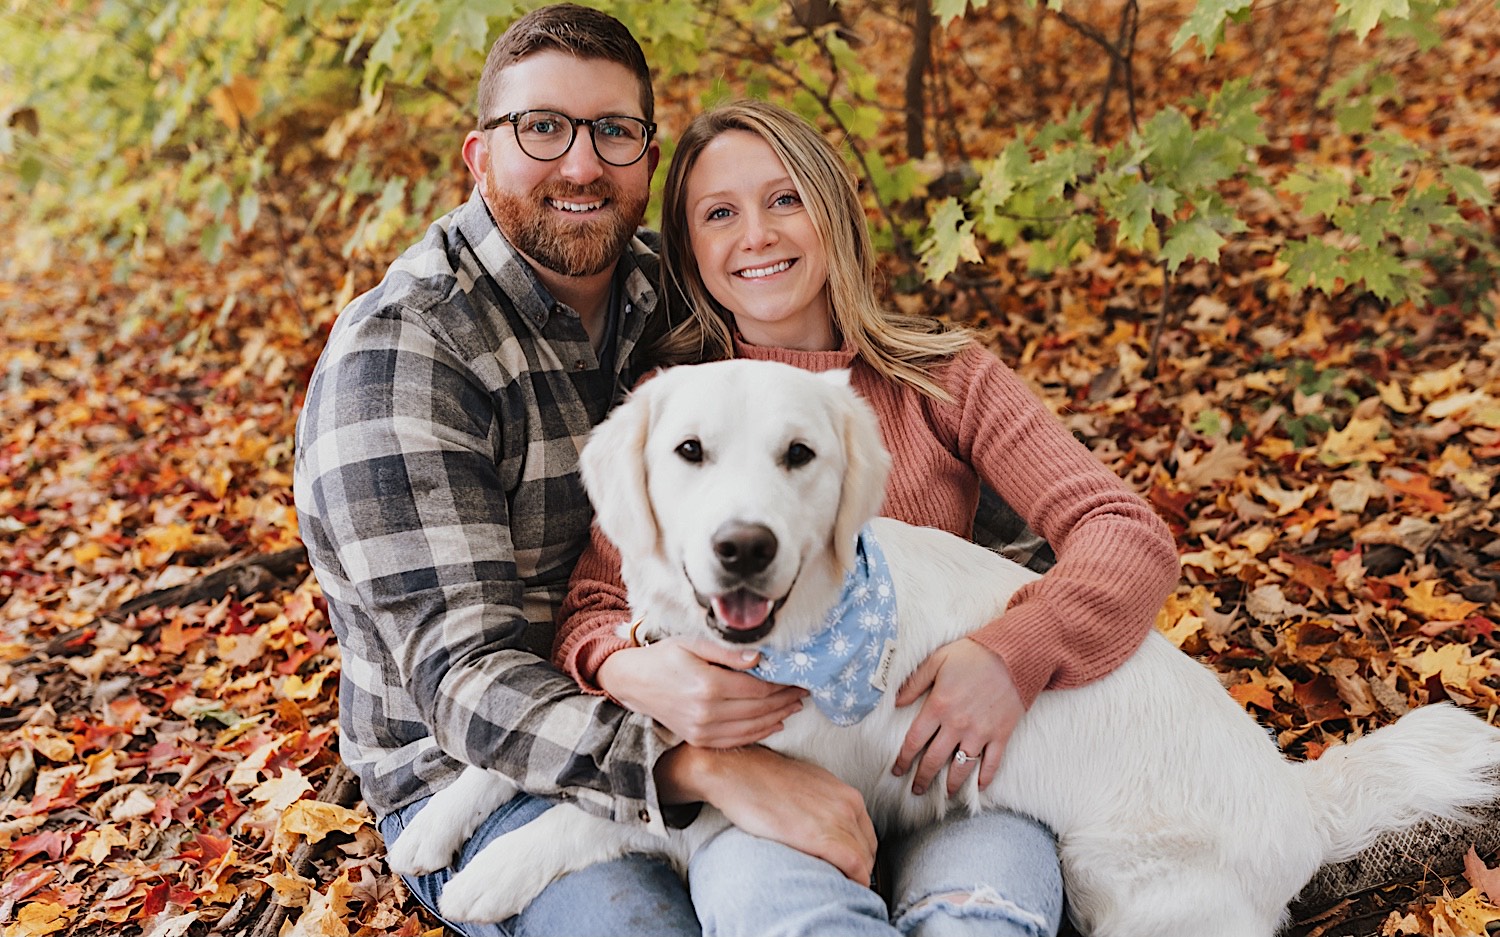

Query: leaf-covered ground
[3,2,1499,935]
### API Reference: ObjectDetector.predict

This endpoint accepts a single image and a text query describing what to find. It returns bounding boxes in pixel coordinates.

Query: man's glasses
[482,110,656,167]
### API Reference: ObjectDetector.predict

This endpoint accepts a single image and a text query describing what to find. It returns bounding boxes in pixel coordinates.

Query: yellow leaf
[1377,379,1421,414]
[1431,887,1500,933]
[1410,361,1466,400]
[1426,390,1495,422]
[279,667,332,701]
[70,824,128,865]
[1320,416,1393,466]
[274,800,367,854]
[1254,479,1319,516]
[206,75,261,131]
[280,873,353,937]
[72,542,105,567]
[250,769,313,812]
[1401,643,1495,694]
[4,902,68,937]
[1404,580,1483,622]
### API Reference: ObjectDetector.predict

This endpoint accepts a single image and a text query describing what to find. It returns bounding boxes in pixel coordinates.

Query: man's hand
[891,638,1023,797]
[598,636,805,748]
[656,745,878,885]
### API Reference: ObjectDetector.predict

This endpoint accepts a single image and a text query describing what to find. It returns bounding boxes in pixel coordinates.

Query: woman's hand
[598,636,805,749]
[891,637,1023,797]
[656,744,878,885]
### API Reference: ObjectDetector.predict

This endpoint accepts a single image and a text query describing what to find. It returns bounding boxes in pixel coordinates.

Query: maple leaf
[1319,415,1394,466]
[1465,848,1500,905]
[274,801,367,855]
[3,901,69,937]
[281,872,354,937]
[1400,643,1497,695]
[1404,580,1483,623]
[5,831,72,871]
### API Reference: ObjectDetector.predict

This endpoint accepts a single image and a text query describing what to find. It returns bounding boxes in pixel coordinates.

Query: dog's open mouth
[708,589,778,644]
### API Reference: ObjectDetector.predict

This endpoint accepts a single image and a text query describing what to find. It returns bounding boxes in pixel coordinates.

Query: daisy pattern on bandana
[750,526,899,726]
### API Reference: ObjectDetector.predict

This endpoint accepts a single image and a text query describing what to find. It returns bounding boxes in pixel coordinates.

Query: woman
[555,100,1179,936]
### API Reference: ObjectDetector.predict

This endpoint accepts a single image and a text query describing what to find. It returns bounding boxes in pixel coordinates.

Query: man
[294,6,714,933]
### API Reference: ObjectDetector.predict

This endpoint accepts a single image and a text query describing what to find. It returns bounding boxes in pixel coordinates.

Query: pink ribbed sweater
[553,339,1180,708]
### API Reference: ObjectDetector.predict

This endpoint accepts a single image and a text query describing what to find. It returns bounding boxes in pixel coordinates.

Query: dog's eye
[785,442,815,468]
[675,439,703,463]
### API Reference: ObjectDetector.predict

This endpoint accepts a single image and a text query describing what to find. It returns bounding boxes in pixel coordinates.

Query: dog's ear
[831,384,891,572]
[579,383,660,559]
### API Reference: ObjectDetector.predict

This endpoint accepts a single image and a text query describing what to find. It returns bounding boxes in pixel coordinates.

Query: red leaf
[6,830,73,870]
[140,881,169,918]
[0,867,57,901]
[1293,676,1346,725]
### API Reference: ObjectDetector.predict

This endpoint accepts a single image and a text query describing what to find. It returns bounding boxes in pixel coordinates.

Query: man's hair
[476,3,653,128]
[655,100,969,401]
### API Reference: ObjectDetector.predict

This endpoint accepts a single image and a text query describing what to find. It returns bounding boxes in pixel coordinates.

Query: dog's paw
[385,825,459,877]
[438,863,536,923]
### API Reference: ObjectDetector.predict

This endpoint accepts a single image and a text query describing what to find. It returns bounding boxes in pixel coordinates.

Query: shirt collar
[750,527,899,726]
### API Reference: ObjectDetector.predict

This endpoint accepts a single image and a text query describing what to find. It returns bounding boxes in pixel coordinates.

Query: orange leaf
[1229,679,1277,712]
[1384,472,1451,513]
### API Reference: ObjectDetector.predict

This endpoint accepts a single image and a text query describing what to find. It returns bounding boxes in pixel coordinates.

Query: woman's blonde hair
[655,99,970,400]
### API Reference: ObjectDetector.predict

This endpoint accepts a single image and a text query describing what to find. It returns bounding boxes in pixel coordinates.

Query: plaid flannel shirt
[293,189,679,834]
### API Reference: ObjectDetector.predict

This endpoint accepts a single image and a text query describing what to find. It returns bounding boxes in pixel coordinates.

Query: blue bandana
[750,526,899,726]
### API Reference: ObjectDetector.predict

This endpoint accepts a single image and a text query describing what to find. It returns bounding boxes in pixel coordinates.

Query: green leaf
[1444,164,1496,207]
[1335,95,1377,134]
[1205,78,1268,147]
[919,197,982,283]
[932,0,974,26]
[1282,237,1349,294]
[1347,246,1420,303]
[1337,0,1413,42]
[1161,216,1227,272]
[1111,176,1178,250]
[200,220,233,263]
[1171,0,1253,56]
[1282,170,1350,219]
[238,190,261,232]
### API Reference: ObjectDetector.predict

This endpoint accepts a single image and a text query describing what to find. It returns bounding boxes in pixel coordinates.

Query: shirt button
[574,360,586,371]
[638,809,651,823]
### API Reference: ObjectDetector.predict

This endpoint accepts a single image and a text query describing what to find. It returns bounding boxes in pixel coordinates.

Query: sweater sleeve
[554,523,634,694]
[932,344,1180,707]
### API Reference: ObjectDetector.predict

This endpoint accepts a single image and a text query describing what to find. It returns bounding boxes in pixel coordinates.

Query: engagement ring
[953,749,975,765]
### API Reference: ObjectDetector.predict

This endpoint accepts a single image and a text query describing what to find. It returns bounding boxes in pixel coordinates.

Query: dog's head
[580,359,890,645]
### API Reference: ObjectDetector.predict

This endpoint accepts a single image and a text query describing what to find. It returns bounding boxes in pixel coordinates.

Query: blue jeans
[383,795,1062,937]
[690,808,1062,937]
[380,792,700,937]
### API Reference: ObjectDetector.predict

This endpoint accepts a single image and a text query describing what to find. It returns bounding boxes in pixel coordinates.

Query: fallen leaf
[1464,847,1500,905]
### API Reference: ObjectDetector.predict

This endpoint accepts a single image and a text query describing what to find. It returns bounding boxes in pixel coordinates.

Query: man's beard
[485,177,647,278]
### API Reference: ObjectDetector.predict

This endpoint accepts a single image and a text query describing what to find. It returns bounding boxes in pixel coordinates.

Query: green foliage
[0,0,723,271]
[916,0,1492,315]
[1,0,1492,329]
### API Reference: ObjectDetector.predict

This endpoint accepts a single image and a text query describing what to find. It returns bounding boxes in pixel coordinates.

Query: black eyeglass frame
[481,110,657,167]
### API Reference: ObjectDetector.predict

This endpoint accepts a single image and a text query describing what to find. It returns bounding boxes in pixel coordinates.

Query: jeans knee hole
[897,885,1050,936]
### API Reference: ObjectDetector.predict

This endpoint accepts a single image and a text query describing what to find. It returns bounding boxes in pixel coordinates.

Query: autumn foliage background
[2,1,1500,935]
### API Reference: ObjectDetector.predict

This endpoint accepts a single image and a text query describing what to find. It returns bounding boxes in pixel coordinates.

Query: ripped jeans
[690,808,1063,937]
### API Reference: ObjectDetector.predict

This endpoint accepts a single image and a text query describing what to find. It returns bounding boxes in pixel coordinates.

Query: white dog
[388,359,1500,937]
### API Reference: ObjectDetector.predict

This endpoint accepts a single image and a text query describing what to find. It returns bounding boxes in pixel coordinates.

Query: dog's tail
[1298,701,1500,863]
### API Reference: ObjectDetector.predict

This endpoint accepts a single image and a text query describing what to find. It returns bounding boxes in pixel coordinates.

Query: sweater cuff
[570,630,633,695]
[969,621,1052,710]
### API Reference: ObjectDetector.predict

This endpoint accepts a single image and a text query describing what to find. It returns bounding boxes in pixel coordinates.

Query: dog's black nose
[713,523,778,576]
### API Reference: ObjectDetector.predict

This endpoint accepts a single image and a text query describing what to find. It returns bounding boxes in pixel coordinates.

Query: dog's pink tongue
[711,591,773,632]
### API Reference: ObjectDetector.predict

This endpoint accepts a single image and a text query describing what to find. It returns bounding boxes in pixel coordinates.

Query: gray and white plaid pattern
[294,189,678,833]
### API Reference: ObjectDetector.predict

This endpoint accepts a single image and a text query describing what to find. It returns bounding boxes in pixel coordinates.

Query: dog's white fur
[388,359,1500,936]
